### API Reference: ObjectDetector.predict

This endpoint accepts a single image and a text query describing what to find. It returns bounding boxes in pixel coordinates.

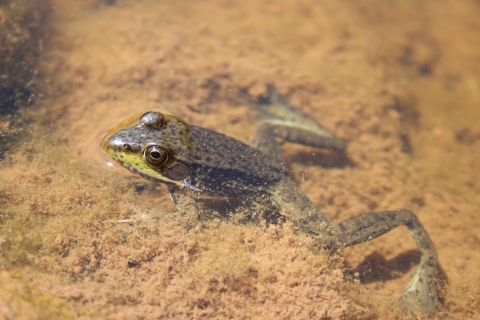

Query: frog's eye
[143,145,169,167]
[140,112,164,129]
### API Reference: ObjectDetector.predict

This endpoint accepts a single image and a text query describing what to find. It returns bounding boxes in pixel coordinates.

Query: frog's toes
[397,268,446,318]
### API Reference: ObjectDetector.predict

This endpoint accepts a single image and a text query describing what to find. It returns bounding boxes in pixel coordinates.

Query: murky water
[1,0,480,319]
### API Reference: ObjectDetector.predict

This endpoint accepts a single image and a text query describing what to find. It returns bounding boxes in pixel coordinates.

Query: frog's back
[189,126,286,196]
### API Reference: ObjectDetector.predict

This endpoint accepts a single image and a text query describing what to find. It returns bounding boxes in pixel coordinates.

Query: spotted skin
[101,90,444,317]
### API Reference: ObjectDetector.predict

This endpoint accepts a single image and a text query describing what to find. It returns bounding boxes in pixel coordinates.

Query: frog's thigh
[251,124,284,165]
[330,209,443,316]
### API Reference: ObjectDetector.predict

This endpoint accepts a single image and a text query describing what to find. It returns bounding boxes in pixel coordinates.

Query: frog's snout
[106,134,129,152]
[103,131,142,154]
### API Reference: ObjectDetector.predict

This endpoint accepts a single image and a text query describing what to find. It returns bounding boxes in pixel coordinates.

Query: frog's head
[101,111,194,188]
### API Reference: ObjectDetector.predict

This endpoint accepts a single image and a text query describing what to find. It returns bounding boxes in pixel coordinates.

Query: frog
[101,88,443,317]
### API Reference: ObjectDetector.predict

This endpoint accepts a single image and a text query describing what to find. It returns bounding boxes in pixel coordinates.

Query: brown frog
[101,88,443,317]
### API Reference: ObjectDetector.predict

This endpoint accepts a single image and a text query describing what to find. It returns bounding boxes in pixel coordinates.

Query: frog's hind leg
[253,86,347,152]
[252,87,442,315]
[251,123,286,166]
[327,209,443,316]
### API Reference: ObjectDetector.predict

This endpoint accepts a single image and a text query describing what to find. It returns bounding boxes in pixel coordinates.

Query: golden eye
[143,145,169,167]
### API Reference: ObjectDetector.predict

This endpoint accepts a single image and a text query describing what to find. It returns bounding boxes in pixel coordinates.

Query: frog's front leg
[328,209,443,316]
[169,188,205,220]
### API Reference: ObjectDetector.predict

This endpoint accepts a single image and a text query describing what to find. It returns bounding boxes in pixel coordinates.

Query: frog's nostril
[109,136,131,152]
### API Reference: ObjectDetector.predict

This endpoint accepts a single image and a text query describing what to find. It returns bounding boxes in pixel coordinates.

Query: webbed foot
[330,209,445,318]
[398,266,447,318]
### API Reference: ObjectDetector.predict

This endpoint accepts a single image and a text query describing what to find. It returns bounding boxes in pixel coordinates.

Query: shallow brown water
[1,0,480,319]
